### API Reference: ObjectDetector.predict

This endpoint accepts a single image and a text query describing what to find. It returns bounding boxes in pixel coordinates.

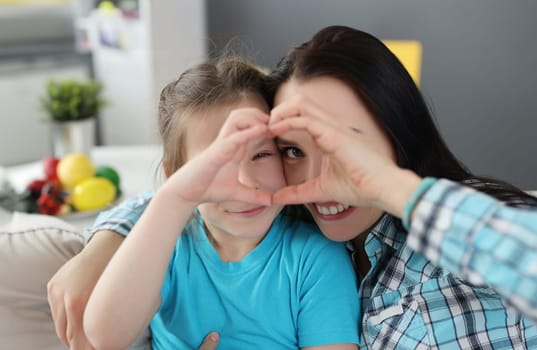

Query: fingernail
[209,333,219,342]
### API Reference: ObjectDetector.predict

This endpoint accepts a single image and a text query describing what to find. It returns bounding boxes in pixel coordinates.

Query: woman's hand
[48,232,221,350]
[47,231,124,350]
[165,108,273,206]
[269,95,421,216]
[199,332,220,350]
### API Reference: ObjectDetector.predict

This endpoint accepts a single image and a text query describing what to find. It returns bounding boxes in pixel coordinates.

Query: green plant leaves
[41,79,107,122]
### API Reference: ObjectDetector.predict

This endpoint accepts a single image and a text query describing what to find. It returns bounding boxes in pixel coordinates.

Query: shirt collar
[368,214,406,250]
[346,214,406,254]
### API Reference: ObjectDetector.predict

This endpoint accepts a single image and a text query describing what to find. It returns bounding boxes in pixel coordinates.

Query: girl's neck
[205,227,266,262]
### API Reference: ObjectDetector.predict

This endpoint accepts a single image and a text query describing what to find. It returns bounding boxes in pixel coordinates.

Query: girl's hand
[165,108,273,207]
[269,95,417,213]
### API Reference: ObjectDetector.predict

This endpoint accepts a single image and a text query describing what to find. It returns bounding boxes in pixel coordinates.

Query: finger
[219,108,269,137]
[270,116,341,155]
[65,295,86,349]
[269,100,302,124]
[233,184,272,206]
[270,95,326,125]
[198,125,267,180]
[213,124,268,164]
[69,328,96,350]
[47,286,69,346]
[272,181,327,205]
[198,332,220,350]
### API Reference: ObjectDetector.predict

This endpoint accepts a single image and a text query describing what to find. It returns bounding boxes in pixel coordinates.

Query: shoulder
[118,190,154,209]
[85,190,155,238]
[101,190,154,217]
[277,214,349,256]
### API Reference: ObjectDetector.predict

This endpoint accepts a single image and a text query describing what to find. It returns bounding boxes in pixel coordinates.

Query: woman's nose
[305,154,323,181]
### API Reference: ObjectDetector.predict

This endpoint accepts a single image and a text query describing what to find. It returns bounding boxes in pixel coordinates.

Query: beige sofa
[0,208,151,350]
[0,209,83,349]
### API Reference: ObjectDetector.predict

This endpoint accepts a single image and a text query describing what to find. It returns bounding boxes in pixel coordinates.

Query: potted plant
[41,78,107,157]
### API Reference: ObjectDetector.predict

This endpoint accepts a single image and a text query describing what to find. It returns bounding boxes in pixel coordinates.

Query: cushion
[0,209,84,350]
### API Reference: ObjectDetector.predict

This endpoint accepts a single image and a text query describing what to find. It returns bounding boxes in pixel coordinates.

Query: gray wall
[207,0,537,189]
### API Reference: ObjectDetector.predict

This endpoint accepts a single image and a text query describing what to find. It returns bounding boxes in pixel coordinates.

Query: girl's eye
[281,147,304,159]
[252,152,273,160]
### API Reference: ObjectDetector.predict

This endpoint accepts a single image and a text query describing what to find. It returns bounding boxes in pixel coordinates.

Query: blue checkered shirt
[356,209,536,349]
[85,190,154,243]
[407,179,537,329]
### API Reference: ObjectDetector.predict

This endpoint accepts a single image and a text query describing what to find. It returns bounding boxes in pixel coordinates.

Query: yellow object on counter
[72,177,116,211]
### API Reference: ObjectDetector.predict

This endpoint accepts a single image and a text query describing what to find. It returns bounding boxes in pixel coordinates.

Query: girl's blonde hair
[157,58,269,174]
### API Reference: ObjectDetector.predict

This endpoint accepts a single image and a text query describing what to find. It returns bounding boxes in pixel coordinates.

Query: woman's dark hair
[268,25,536,208]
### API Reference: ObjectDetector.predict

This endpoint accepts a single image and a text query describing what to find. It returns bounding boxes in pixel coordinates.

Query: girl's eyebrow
[275,137,299,146]
[252,137,276,148]
[350,127,362,133]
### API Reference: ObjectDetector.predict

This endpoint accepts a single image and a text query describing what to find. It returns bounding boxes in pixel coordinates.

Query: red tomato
[26,179,46,198]
[43,156,60,181]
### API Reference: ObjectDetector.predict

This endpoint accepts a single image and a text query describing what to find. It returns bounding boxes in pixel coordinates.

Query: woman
[266,25,537,349]
[48,26,537,349]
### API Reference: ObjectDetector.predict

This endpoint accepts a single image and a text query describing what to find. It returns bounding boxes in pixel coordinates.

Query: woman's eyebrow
[350,127,362,133]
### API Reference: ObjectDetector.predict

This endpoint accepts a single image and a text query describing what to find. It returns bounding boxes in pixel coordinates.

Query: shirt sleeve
[83,190,154,244]
[406,179,537,324]
[297,239,360,347]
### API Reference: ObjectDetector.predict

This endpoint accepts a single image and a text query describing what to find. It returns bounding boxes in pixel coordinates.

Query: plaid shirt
[88,187,537,349]
[356,211,536,349]
[407,179,537,329]
[85,190,153,242]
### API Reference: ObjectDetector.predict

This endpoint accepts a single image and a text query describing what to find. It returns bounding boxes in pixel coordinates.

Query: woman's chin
[307,203,381,242]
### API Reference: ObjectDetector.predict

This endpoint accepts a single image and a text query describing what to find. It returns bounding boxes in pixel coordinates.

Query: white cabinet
[85,0,207,145]
[0,59,89,166]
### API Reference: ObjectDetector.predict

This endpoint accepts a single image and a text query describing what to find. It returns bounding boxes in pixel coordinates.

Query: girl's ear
[162,159,172,178]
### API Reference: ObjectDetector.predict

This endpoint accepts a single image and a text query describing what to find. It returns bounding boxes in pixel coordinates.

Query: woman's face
[273,76,395,241]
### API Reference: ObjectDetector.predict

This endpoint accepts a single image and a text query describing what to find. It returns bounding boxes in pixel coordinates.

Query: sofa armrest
[0,210,84,350]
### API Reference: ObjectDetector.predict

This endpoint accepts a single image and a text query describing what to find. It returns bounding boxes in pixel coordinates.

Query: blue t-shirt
[89,191,359,349]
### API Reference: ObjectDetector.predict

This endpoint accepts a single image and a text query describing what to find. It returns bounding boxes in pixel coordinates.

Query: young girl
[83,58,359,350]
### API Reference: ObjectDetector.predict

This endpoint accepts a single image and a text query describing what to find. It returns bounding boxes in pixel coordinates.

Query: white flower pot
[51,118,96,157]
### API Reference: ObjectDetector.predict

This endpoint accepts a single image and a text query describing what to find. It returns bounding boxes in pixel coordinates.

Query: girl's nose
[238,168,258,188]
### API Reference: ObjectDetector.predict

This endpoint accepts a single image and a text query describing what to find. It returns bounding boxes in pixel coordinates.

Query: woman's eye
[281,147,304,159]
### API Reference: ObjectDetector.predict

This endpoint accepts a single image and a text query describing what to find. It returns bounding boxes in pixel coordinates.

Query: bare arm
[84,109,272,349]
[47,230,124,349]
[84,189,197,350]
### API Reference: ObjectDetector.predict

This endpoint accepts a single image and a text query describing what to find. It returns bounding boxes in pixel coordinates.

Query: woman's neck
[349,213,386,277]
[350,233,371,277]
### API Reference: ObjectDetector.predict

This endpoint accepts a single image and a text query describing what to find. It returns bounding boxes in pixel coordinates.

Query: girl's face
[187,96,285,245]
[274,77,394,241]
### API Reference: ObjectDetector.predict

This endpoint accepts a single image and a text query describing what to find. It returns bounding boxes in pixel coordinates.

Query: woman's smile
[310,202,356,220]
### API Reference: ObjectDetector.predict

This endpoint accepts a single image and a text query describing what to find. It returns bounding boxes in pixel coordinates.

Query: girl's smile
[226,206,267,218]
